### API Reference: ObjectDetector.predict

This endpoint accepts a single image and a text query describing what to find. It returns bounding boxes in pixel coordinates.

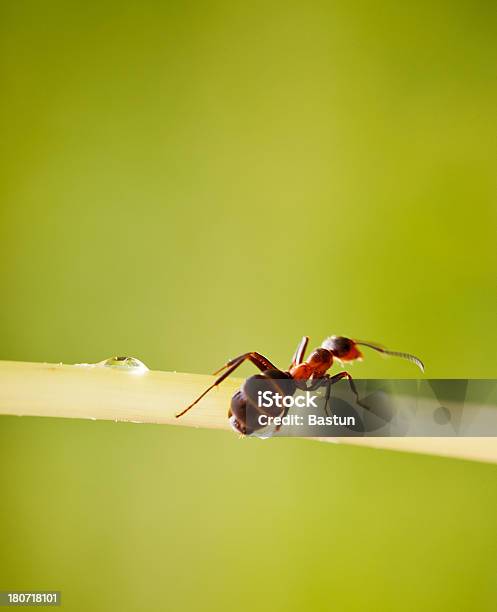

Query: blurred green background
[1,1,497,610]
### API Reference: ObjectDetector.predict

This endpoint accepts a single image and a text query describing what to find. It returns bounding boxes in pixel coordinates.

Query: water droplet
[97,355,149,374]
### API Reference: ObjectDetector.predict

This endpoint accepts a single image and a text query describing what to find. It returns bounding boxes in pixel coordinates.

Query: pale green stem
[0,360,496,464]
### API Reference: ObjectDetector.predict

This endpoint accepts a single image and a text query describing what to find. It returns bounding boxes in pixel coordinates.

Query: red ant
[176,336,424,435]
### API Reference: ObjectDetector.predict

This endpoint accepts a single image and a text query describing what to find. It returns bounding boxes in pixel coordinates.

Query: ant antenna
[355,340,425,372]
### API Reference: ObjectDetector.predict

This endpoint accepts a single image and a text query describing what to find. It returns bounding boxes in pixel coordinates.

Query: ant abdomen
[229,390,252,435]
[229,370,295,435]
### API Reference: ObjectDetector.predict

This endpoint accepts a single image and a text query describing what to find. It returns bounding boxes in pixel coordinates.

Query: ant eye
[335,337,353,355]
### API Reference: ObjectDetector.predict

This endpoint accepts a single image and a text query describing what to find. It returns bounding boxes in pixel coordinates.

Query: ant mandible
[175,336,424,436]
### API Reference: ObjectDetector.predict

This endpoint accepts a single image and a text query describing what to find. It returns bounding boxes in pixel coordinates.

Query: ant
[175,336,424,436]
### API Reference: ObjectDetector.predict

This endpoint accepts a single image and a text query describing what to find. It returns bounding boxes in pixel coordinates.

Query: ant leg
[307,376,332,416]
[323,377,332,417]
[212,352,277,375]
[175,352,277,418]
[289,336,309,369]
[326,371,369,410]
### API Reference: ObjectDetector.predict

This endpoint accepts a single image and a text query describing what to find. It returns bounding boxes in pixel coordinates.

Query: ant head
[322,336,425,372]
[321,336,363,362]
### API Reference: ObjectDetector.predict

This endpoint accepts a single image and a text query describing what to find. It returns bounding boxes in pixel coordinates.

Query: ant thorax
[290,348,333,379]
